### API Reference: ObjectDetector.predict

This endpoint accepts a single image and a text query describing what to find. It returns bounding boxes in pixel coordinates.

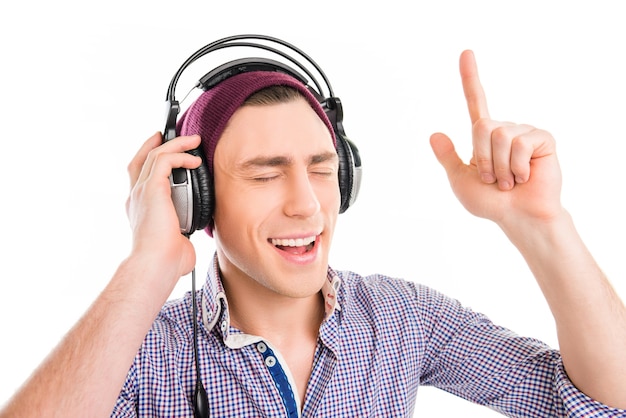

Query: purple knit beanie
[176,70,337,236]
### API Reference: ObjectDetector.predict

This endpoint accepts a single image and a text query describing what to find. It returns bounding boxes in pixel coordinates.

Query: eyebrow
[239,151,338,170]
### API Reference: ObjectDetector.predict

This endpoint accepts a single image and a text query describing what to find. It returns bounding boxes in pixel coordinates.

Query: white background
[1,1,625,416]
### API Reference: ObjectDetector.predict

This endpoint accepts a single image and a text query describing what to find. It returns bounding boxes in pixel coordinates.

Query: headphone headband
[197,57,309,91]
[166,34,335,103]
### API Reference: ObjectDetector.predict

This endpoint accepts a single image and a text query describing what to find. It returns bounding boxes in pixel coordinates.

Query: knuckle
[474,156,493,172]
[511,160,528,177]
[472,117,492,138]
[474,155,492,165]
[127,157,141,175]
[536,128,555,144]
[510,136,528,153]
[494,165,511,176]
[491,126,511,146]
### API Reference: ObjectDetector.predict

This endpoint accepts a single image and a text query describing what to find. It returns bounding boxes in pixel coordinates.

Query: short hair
[243,84,306,107]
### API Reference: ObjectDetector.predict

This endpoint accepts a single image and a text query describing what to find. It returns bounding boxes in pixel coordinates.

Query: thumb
[429,132,464,175]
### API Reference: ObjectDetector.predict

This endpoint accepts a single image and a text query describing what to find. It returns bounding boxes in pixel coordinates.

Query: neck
[220,272,325,345]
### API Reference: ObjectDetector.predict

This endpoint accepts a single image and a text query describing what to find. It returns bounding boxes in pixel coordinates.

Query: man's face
[212,97,340,299]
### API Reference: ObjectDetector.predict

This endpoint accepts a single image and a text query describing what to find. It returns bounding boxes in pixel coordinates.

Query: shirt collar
[201,253,342,347]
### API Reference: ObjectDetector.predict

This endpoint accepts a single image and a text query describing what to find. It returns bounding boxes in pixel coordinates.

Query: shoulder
[143,292,195,352]
[334,269,481,329]
[336,269,450,308]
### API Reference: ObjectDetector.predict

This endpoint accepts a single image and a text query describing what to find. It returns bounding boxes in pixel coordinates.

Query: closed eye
[252,175,280,183]
[311,170,334,177]
[310,163,336,178]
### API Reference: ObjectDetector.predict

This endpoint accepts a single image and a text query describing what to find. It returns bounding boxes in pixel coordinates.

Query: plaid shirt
[111,256,625,417]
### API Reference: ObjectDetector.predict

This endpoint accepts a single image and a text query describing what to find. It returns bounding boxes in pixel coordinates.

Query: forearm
[500,210,626,408]
[0,255,178,418]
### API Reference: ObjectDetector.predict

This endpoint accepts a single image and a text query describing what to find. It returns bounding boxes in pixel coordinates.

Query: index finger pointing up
[460,50,490,124]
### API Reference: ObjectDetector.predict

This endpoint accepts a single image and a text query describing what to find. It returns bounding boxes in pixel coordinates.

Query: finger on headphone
[128,132,162,188]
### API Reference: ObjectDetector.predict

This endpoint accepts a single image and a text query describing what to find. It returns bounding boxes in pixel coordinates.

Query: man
[1,40,625,417]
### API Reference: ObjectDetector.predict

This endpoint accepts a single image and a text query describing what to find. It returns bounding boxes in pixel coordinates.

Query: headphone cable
[191,267,210,418]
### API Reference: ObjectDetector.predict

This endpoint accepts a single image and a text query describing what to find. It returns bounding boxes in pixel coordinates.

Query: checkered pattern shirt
[111,256,625,417]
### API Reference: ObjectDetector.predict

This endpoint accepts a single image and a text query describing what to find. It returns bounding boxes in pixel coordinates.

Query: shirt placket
[255,340,299,418]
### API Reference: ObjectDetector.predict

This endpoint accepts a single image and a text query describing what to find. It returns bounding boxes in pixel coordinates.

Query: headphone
[163,34,362,237]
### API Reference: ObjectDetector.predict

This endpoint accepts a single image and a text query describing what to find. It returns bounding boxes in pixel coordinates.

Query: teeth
[271,236,316,247]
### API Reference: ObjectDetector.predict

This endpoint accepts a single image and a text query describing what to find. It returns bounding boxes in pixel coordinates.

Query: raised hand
[429,50,563,228]
[126,132,202,278]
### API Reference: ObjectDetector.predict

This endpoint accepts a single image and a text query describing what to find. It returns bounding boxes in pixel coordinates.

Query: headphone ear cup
[187,146,213,232]
[336,134,362,213]
[322,96,362,214]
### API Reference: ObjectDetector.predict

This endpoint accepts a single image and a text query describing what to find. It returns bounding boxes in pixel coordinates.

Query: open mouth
[270,235,317,255]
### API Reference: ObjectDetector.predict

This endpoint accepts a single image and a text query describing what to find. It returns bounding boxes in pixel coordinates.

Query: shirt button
[220,321,228,332]
[257,342,267,353]
[265,356,277,368]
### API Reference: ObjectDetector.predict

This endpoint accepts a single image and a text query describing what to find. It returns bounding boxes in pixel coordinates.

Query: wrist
[498,207,571,249]
[107,253,182,313]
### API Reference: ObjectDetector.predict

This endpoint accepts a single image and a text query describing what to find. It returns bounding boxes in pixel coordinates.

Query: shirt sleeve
[555,362,626,417]
[415,284,626,417]
[110,360,138,418]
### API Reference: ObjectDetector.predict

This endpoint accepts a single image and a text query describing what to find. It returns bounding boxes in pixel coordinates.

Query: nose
[283,171,321,218]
